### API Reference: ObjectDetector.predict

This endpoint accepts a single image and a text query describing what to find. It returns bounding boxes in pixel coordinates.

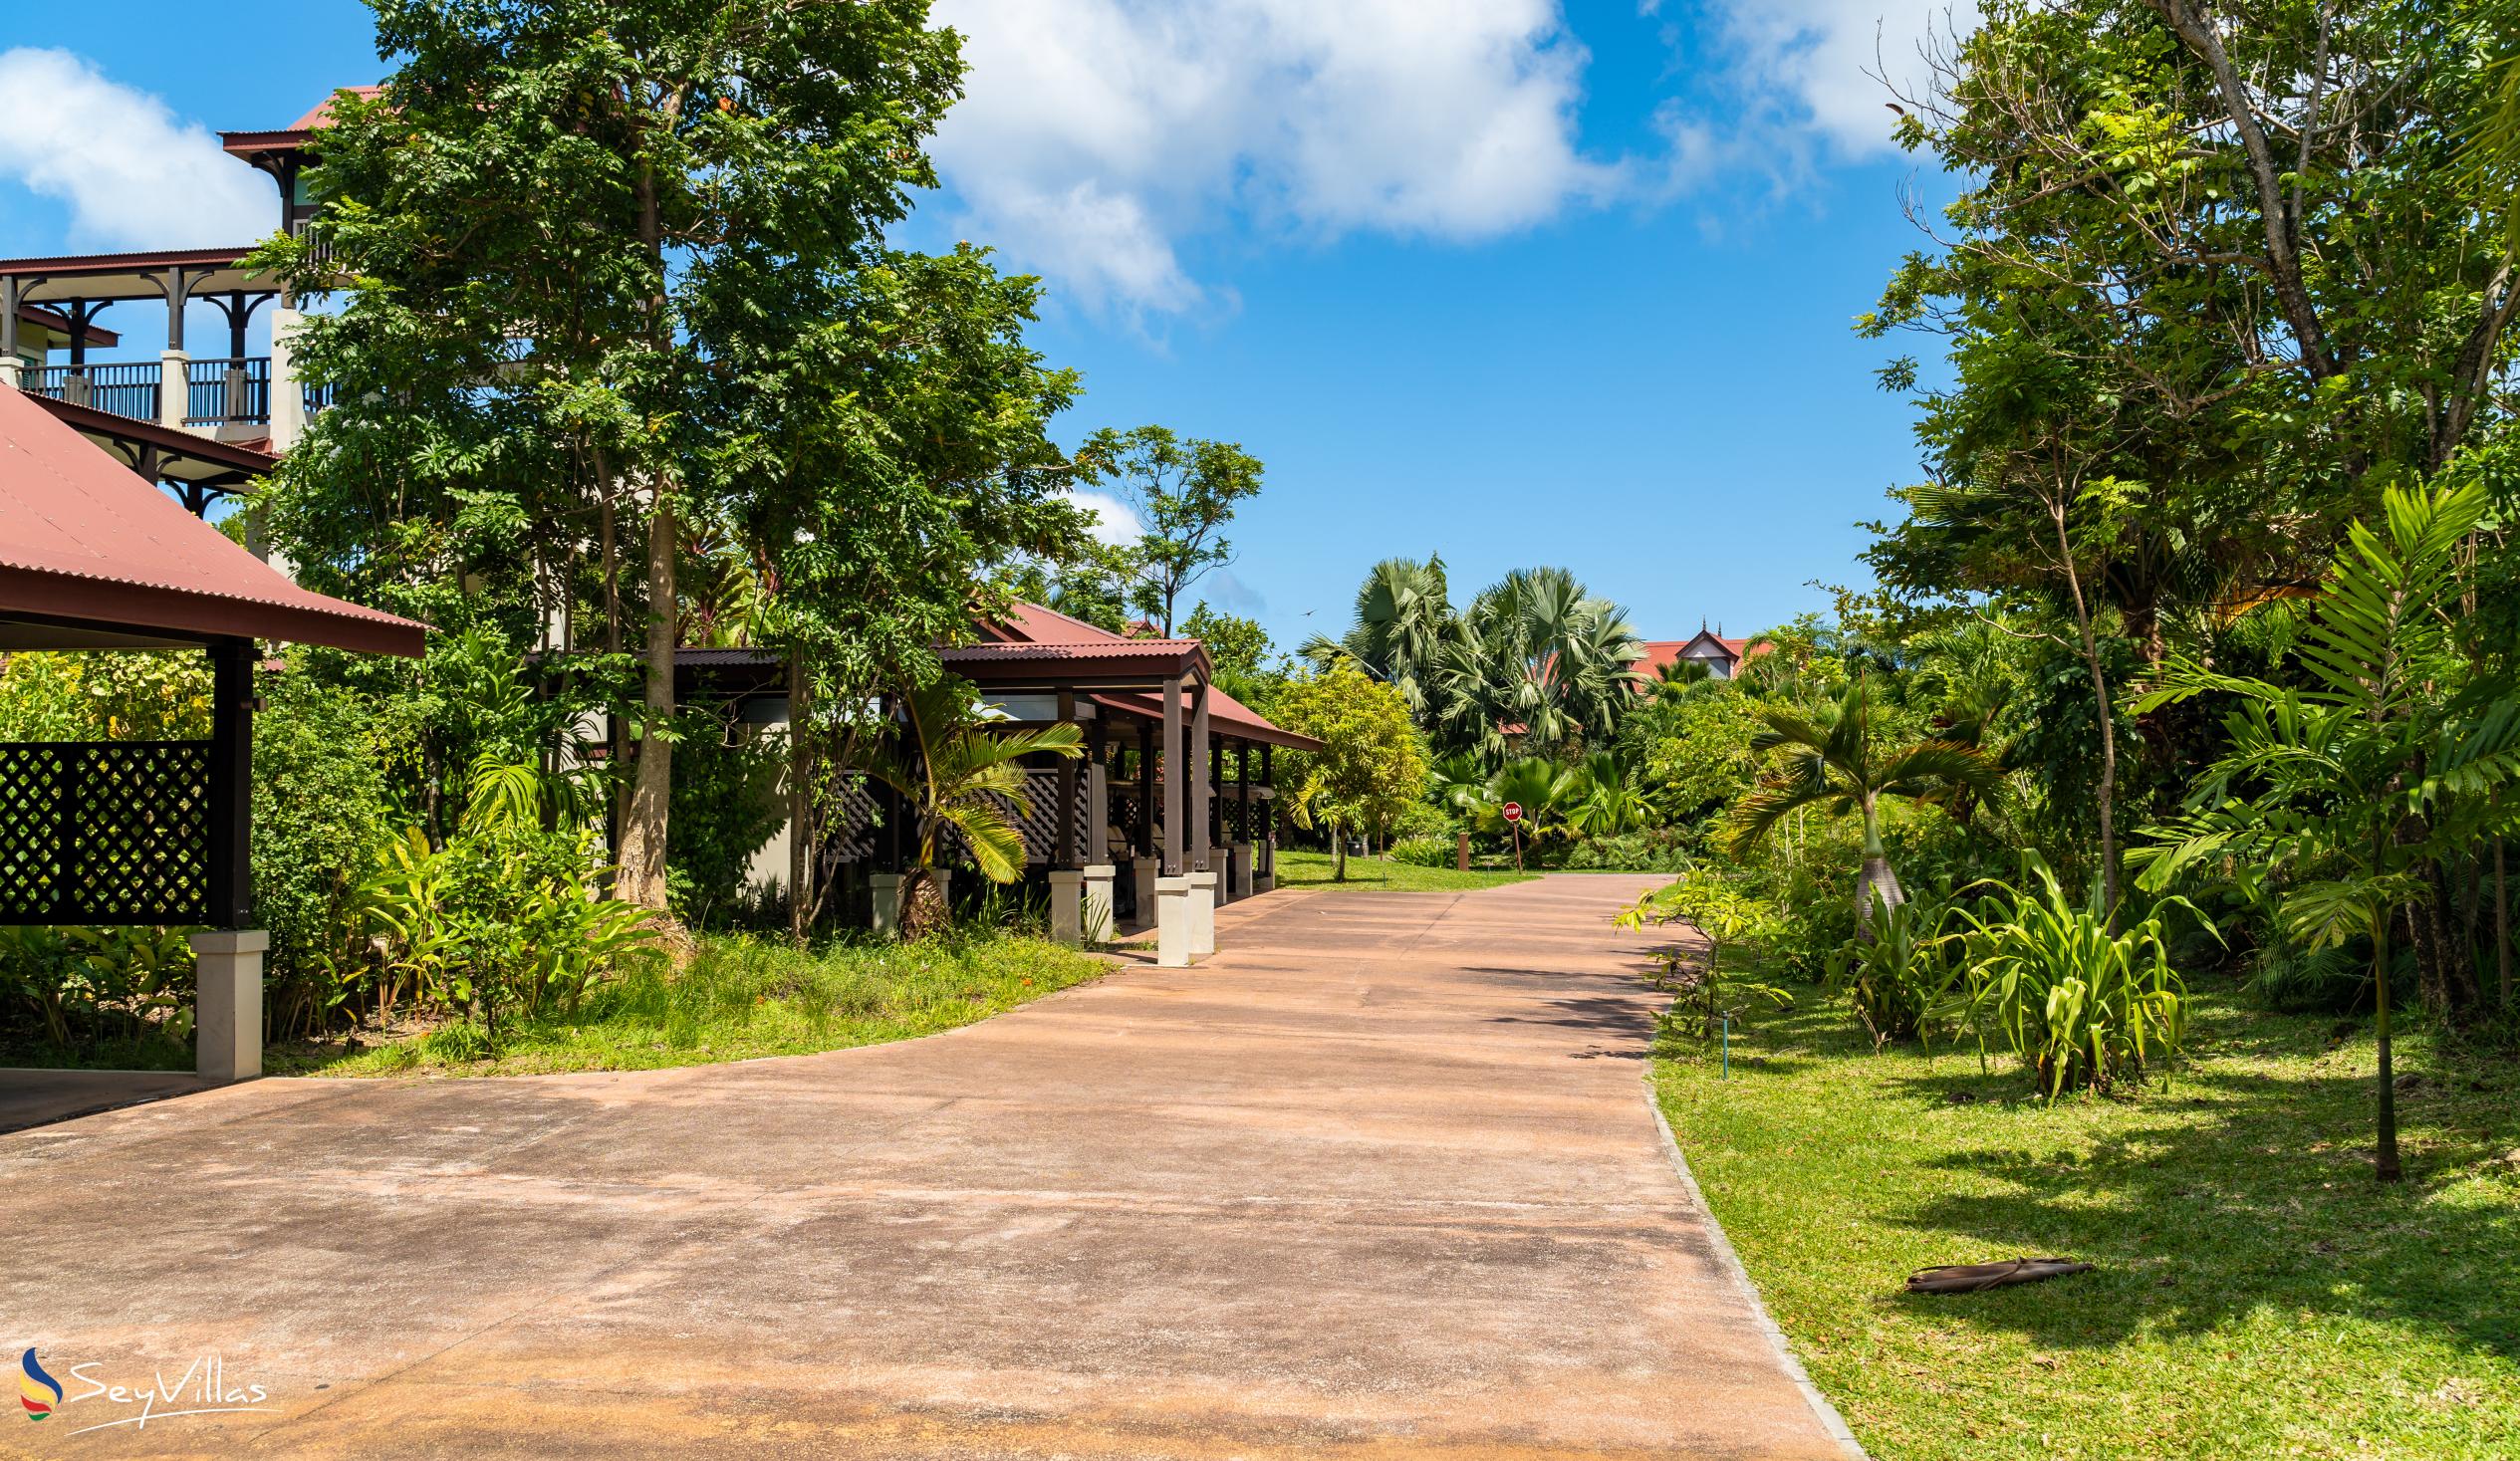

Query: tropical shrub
[1944,857,2203,1097]
[1388,835,1456,868]
[365,757,661,1038]
[1617,875,1795,1037]
[0,924,197,1059]
[253,668,398,1035]
[1825,891,1960,1050]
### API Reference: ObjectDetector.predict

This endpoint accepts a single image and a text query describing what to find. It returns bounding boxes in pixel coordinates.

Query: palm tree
[2136,483,2520,1182]
[860,679,1083,937]
[1726,678,2003,936]
[1434,568,1644,756]
[1301,555,1461,720]
[1480,756,1590,867]
[1566,750,1650,837]
[1643,657,1712,704]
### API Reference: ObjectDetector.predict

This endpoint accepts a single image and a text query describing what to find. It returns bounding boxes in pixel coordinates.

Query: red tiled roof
[220,86,384,156]
[983,602,1323,751]
[287,86,384,132]
[1631,630,1770,681]
[0,387,423,656]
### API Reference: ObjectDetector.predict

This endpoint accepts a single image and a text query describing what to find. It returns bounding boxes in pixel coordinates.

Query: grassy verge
[1655,997,2519,1460]
[270,931,1110,1078]
[1272,848,1538,892]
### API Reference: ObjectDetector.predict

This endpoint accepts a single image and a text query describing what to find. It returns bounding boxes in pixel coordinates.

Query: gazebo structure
[678,604,1320,966]
[0,386,423,1080]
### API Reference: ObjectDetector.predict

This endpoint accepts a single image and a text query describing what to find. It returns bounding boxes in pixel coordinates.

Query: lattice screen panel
[0,740,212,924]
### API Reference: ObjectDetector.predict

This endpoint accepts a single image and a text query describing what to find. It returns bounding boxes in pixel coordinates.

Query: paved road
[1,876,1854,1459]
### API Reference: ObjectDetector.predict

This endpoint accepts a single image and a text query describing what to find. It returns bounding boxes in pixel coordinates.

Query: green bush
[364,758,661,1040]
[1388,835,1456,867]
[1824,891,1960,1050]
[1944,856,2206,1096]
[253,668,396,1035]
[0,924,197,1061]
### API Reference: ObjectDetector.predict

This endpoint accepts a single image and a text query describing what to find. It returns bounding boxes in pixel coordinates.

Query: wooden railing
[21,363,160,423]
[183,357,272,428]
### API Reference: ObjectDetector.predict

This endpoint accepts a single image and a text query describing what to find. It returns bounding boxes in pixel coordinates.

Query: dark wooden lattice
[0,740,212,924]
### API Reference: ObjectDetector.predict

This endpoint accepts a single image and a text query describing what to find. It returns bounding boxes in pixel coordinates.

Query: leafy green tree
[1181,604,1286,708]
[1076,425,1265,634]
[859,678,1083,937]
[268,0,1072,914]
[2136,483,2520,1180]
[1273,664,1430,881]
[1727,679,2004,936]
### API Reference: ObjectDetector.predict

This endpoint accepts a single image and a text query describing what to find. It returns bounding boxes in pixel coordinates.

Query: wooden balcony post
[204,639,255,930]
[1161,673,1185,876]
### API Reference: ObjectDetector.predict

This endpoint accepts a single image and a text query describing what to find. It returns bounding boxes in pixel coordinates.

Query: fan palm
[1726,678,2004,937]
[2135,482,2520,1182]
[860,678,1083,937]
[1435,568,1644,756]
[1301,555,1461,720]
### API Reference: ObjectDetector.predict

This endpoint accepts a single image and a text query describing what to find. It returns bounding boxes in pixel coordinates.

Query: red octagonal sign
[1501,801,1523,823]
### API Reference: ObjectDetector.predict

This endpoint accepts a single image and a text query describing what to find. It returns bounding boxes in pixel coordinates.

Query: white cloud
[1065,488,1144,546]
[0,49,275,250]
[930,0,1615,314]
[1687,1,1977,159]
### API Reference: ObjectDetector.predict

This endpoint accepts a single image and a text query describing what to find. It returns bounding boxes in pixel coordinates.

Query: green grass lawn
[1657,997,2520,1460]
[270,931,1110,1077]
[1272,848,1537,892]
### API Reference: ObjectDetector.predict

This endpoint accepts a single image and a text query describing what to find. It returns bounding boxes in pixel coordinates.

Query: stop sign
[1502,801,1523,823]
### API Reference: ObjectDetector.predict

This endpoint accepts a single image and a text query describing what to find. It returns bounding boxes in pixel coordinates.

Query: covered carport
[0,385,421,1105]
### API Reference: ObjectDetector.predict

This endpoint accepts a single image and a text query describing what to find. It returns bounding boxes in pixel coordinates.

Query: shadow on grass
[1771,1003,2520,1366]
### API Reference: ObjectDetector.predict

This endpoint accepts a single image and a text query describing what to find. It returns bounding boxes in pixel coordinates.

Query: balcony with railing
[22,362,163,422]
[17,357,283,433]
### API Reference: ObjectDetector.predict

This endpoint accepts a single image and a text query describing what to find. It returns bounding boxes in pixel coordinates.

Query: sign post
[1502,801,1524,871]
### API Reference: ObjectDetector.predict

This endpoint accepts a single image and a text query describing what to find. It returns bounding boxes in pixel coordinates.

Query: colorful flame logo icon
[19,1348,62,1421]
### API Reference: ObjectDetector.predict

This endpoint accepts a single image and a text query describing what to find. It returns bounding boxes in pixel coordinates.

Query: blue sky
[0,0,1963,654]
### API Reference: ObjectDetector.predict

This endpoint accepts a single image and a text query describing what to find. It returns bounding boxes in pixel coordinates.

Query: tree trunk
[617,484,676,910]
[2052,496,2121,916]
[1334,824,1347,882]
[2498,833,2511,1011]
[900,865,949,939]
[2374,908,2402,1183]
[1855,795,1904,940]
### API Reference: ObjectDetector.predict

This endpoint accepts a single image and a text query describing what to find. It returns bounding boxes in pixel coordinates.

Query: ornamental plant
[1943,856,2203,1098]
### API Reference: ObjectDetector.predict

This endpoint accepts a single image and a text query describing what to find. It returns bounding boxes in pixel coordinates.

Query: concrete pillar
[1132,859,1158,928]
[0,356,20,389]
[267,302,307,449]
[158,348,190,431]
[1082,863,1116,943]
[1155,874,1194,967]
[1230,842,1252,902]
[188,929,267,1083]
[1047,867,1084,946]
[1187,869,1218,957]
[870,871,905,938]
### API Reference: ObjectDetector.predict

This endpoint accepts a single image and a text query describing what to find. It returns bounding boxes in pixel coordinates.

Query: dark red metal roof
[983,603,1322,751]
[221,86,383,156]
[0,387,423,656]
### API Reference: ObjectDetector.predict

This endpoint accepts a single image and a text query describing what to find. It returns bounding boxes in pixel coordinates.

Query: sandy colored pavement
[1,875,1856,1460]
